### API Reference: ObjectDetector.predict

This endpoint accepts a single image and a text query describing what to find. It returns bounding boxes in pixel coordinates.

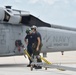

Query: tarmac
[0,51,76,75]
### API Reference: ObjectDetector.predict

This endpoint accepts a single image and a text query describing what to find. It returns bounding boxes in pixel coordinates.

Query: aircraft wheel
[45,67,47,70]
[30,65,33,71]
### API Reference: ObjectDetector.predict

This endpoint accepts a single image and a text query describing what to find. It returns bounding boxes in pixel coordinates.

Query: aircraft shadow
[0,63,27,68]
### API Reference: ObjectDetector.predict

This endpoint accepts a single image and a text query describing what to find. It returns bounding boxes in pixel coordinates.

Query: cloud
[63,0,69,4]
[43,0,59,5]
[29,0,59,5]
[28,0,71,5]
[43,0,70,5]
[29,0,39,4]
[14,0,22,3]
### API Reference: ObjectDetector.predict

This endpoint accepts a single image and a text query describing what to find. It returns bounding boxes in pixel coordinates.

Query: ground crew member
[24,28,33,67]
[31,25,42,69]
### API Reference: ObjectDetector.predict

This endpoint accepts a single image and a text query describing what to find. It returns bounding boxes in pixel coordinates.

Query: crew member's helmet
[26,28,31,34]
[31,25,37,30]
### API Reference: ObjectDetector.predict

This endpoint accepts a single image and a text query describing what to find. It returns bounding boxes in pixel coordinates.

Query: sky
[0,0,76,28]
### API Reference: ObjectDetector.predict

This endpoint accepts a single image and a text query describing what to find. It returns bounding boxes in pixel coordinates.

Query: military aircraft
[0,6,76,57]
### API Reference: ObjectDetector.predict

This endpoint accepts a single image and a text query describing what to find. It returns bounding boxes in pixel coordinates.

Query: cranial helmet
[31,25,37,30]
[26,28,31,34]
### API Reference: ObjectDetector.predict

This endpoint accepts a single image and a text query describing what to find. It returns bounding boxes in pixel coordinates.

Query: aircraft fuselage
[0,24,76,56]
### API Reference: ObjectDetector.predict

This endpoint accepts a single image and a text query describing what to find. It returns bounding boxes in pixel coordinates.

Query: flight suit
[25,34,33,65]
[32,32,42,63]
